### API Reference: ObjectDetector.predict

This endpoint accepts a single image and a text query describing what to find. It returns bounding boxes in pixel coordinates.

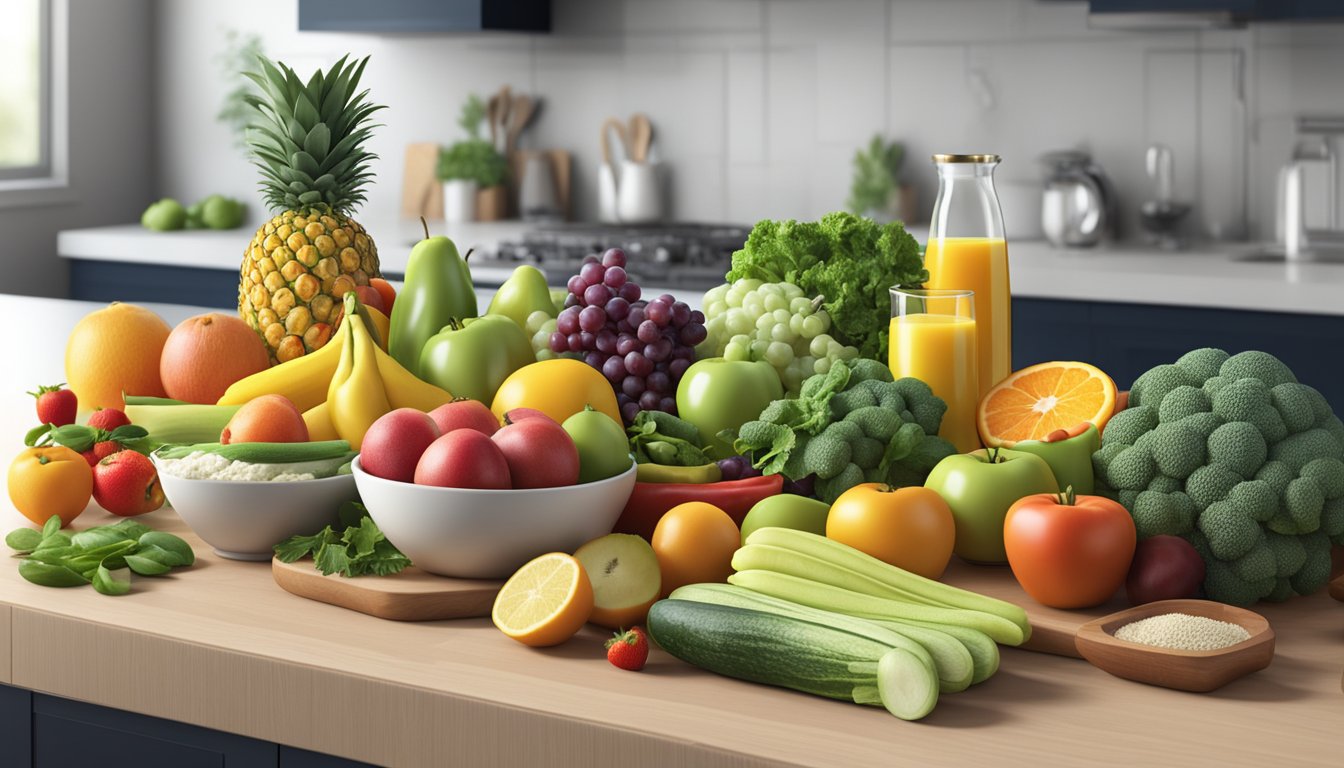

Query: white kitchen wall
[153,0,1344,242]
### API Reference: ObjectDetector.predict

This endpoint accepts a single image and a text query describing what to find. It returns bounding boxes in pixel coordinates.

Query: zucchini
[745,527,1030,637]
[884,620,1000,685]
[729,569,1026,646]
[669,583,968,692]
[647,599,938,721]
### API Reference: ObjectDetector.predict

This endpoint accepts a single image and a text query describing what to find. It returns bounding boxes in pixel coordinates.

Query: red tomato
[1003,489,1136,609]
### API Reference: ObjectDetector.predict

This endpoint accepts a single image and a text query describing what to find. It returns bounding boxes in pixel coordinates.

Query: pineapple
[239,54,385,364]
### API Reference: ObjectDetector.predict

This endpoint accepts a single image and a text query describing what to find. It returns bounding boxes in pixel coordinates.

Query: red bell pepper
[612,474,784,541]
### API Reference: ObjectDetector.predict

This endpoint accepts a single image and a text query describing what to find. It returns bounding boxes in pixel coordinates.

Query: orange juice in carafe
[923,154,1011,399]
[924,237,1009,397]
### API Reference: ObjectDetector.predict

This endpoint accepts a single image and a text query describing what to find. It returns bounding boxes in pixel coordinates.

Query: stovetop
[484,222,750,291]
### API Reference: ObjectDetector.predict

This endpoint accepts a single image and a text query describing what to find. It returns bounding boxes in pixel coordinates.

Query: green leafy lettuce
[725,212,927,361]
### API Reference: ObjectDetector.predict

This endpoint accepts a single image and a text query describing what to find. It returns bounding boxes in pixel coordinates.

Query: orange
[8,446,93,528]
[65,302,171,411]
[977,361,1117,447]
[651,501,740,597]
[492,553,594,647]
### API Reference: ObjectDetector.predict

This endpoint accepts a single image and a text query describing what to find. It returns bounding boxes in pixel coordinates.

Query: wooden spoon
[628,113,652,164]
[506,95,536,155]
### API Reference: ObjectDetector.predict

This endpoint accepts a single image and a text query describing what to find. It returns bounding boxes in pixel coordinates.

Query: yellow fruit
[490,359,622,426]
[977,361,1118,447]
[65,302,171,411]
[492,553,594,647]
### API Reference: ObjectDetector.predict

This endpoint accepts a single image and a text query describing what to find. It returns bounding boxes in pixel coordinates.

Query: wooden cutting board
[939,558,1128,658]
[272,557,503,621]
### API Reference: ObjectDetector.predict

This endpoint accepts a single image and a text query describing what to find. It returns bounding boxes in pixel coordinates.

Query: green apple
[200,194,245,229]
[140,198,187,231]
[573,533,661,629]
[740,495,830,546]
[418,314,534,404]
[387,233,477,376]
[1010,423,1099,495]
[562,405,633,484]
[923,447,1058,564]
[487,265,558,329]
[674,358,784,459]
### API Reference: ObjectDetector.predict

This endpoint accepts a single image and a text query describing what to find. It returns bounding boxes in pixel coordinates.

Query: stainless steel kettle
[1040,150,1116,248]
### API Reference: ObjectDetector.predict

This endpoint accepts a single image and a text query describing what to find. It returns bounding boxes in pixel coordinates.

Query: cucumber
[668,583,966,692]
[647,599,939,720]
[745,527,1030,637]
[885,620,1000,685]
[729,569,1026,646]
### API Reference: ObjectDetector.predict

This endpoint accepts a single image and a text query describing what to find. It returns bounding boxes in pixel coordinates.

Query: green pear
[487,265,559,329]
[387,233,478,376]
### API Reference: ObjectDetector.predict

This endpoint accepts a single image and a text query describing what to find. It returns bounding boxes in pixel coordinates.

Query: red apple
[361,408,440,483]
[414,430,511,489]
[504,407,556,425]
[93,450,165,517]
[491,417,579,489]
[87,408,131,431]
[428,399,500,437]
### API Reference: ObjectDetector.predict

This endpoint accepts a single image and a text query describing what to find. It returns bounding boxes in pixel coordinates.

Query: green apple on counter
[418,314,533,404]
[562,405,633,484]
[487,265,559,329]
[674,358,784,459]
[923,447,1058,564]
[387,230,477,377]
[1010,422,1099,495]
[740,494,830,546]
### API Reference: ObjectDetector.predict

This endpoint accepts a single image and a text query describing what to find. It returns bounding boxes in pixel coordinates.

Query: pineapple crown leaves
[243,53,385,215]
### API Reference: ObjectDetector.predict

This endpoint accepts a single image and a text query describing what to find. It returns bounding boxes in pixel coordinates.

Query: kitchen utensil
[519,150,561,221]
[1040,150,1116,248]
[506,94,536,155]
[154,459,358,561]
[618,160,663,224]
[598,117,627,224]
[401,143,444,219]
[1140,144,1191,249]
[272,558,502,621]
[488,86,512,154]
[628,113,653,164]
[511,149,572,221]
[1074,600,1275,692]
[352,456,637,580]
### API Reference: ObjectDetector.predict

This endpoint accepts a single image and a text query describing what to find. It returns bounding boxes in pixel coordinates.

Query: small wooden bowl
[1074,599,1274,692]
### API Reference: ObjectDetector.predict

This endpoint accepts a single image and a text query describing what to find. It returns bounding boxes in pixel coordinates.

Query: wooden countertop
[1,293,1341,767]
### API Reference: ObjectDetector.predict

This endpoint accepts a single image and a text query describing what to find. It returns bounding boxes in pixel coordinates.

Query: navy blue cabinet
[1013,298,1344,411]
[298,0,550,33]
[0,684,376,768]
[1087,0,1344,20]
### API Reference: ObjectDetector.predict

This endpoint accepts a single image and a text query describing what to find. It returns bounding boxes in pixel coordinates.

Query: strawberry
[92,450,165,517]
[79,438,127,467]
[87,408,131,431]
[29,384,77,427]
[605,627,649,671]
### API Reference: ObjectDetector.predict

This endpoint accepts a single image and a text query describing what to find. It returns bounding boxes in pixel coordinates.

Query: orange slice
[492,553,594,647]
[977,361,1117,447]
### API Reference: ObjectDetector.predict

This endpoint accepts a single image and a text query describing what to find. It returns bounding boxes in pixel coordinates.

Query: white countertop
[56,222,1344,316]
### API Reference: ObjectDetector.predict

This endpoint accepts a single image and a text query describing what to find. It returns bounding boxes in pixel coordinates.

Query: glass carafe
[923,154,1011,399]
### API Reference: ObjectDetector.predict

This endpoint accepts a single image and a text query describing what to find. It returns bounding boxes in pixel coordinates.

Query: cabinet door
[0,685,32,766]
[280,745,379,767]
[32,692,277,768]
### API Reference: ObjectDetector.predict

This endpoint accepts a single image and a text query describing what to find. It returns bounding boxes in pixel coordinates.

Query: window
[0,0,49,181]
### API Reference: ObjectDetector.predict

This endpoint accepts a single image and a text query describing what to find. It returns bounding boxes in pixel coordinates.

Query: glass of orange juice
[889,288,980,453]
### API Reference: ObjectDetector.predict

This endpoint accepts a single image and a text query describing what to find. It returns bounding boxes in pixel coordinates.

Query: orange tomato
[1003,489,1136,609]
[490,358,622,426]
[826,484,955,579]
[651,501,739,597]
[7,446,93,528]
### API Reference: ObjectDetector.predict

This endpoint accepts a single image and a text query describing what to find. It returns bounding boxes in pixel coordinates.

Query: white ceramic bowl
[154,457,358,561]
[351,455,637,579]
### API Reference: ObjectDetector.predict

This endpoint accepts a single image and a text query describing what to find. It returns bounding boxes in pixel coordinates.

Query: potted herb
[438,95,509,223]
[847,136,914,223]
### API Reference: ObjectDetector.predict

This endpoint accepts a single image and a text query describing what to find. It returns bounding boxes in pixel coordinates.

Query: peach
[221,394,309,444]
[360,408,440,483]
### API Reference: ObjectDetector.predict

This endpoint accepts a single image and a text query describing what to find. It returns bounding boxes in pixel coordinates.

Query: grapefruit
[65,302,171,411]
[160,313,270,404]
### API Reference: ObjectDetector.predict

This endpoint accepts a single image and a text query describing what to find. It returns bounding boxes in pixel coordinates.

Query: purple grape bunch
[550,248,708,423]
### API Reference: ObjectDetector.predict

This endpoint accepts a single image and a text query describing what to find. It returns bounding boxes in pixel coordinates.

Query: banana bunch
[219,293,452,450]
[218,302,393,412]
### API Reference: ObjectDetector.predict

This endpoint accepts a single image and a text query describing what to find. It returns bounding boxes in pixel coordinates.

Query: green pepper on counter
[1011,422,1099,495]
[387,221,478,377]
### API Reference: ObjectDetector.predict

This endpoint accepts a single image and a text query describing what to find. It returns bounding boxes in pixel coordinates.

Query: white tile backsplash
[154,0,1344,241]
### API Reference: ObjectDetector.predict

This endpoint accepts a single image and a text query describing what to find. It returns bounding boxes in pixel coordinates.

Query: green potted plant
[438,94,509,222]
[847,136,913,223]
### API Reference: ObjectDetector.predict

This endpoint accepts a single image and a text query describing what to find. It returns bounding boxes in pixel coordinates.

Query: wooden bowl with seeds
[1074,599,1274,693]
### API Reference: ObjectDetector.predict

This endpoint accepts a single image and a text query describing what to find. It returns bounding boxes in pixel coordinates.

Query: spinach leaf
[137,532,195,567]
[92,562,132,596]
[124,554,172,576]
[6,527,43,553]
[19,560,91,588]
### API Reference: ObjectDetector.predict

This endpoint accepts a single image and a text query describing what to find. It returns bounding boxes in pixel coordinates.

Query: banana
[217,327,343,411]
[326,298,391,451]
[302,401,341,442]
[373,346,453,412]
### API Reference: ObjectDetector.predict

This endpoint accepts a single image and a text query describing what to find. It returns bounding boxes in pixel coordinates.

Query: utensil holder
[617,161,662,224]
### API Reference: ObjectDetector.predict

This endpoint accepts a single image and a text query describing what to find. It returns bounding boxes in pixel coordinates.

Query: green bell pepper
[1011,423,1099,495]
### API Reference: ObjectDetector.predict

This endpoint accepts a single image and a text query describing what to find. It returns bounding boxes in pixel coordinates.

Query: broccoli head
[1093,347,1344,605]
